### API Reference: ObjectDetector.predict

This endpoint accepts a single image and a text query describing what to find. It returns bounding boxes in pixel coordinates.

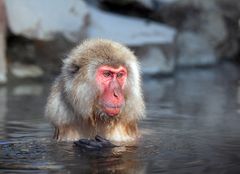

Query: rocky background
[0,0,240,83]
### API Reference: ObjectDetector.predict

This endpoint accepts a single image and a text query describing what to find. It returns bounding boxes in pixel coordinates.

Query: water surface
[0,63,240,173]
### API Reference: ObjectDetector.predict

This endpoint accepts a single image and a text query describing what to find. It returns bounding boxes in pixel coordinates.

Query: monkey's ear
[68,63,80,74]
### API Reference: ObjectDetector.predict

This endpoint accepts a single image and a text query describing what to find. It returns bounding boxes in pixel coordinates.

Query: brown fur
[45,39,145,142]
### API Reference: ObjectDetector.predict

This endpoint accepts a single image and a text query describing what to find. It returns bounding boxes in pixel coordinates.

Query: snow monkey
[45,39,145,143]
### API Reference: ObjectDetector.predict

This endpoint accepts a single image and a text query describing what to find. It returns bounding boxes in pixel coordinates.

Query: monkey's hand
[74,135,118,150]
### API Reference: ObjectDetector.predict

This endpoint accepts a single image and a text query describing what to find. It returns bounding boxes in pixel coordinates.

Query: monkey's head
[61,39,145,123]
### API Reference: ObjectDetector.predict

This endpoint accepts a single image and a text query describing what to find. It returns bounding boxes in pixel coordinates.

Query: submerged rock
[74,135,118,151]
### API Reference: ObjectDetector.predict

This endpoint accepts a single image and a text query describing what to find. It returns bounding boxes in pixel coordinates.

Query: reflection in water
[69,146,146,173]
[0,140,145,173]
[0,87,7,140]
[0,63,240,173]
[12,84,43,96]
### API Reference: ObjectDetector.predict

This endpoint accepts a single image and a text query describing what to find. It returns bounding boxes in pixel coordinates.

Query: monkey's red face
[96,65,127,117]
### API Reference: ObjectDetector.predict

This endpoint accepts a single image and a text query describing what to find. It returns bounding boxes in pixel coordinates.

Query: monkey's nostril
[113,92,118,98]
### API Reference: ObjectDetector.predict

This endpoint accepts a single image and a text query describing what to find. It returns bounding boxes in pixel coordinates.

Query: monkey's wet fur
[74,135,118,150]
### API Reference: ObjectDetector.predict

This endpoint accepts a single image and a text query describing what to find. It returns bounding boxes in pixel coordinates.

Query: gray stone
[10,62,44,78]
[177,1,227,48]
[88,6,176,46]
[0,0,6,83]
[176,31,217,66]
[5,0,89,42]
[146,0,228,61]
[217,0,240,59]
[199,10,227,49]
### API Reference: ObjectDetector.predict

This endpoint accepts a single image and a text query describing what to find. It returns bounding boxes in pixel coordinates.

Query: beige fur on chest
[53,119,139,142]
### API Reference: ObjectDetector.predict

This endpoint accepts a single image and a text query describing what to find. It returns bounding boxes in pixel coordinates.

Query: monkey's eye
[103,71,112,77]
[117,72,123,78]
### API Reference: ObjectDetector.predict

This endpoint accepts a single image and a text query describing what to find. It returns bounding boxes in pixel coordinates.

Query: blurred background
[0,0,240,173]
[0,0,240,82]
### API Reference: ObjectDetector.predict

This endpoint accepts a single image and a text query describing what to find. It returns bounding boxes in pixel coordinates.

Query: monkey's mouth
[101,103,122,116]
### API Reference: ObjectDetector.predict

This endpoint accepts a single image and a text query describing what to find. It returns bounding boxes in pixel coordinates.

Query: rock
[145,0,239,60]
[217,0,240,60]
[7,36,75,77]
[7,37,36,64]
[88,6,176,46]
[163,1,227,46]
[200,10,227,49]
[139,0,228,62]
[134,44,175,75]
[10,62,44,78]
[97,0,229,65]
[5,0,89,42]
[0,0,7,83]
[176,31,216,66]
[150,0,227,65]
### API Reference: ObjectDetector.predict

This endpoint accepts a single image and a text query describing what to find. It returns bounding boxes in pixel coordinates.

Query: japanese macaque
[45,39,145,142]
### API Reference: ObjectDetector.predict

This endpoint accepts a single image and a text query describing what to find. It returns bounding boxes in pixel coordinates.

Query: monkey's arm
[74,135,118,150]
